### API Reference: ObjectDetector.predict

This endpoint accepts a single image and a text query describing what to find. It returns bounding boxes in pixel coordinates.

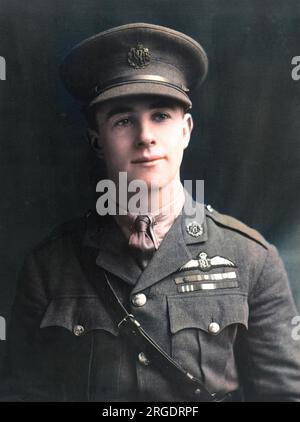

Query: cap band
[93,74,190,98]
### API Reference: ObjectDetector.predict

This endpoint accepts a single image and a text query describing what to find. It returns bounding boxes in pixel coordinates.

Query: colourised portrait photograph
[0,0,300,403]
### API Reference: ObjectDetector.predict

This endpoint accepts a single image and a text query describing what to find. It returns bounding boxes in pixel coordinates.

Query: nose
[135,118,156,147]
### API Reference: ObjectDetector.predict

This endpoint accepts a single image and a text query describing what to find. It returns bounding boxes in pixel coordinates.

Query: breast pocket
[38,296,119,401]
[167,292,248,393]
[40,296,119,337]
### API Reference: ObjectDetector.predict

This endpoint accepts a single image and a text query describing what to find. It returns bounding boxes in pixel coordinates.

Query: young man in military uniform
[1,23,300,402]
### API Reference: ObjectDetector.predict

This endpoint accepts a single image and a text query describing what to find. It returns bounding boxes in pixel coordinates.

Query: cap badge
[128,43,151,69]
[186,221,203,238]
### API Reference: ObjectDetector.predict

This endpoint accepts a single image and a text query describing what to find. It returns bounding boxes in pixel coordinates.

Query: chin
[134,178,163,191]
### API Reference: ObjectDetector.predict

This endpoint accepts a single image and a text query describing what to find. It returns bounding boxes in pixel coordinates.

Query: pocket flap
[167,293,248,334]
[40,296,118,336]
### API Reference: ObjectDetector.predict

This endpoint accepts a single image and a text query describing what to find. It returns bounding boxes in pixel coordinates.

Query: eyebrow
[105,106,134,120]
[105,101,178,120]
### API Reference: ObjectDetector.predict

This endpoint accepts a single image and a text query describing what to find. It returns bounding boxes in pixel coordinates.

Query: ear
[182,113,193,149]
[86,128,104,159]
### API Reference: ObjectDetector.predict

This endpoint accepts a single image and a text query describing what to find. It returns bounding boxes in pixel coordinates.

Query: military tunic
[1,193,300,401]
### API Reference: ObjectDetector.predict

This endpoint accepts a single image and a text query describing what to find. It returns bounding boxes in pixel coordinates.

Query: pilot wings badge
[179,252,236,272]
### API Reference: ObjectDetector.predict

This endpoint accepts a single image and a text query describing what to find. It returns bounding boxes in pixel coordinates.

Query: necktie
[128,215,157,269]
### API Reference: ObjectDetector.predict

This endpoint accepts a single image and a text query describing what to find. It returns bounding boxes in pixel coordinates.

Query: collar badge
[186,221,203,238]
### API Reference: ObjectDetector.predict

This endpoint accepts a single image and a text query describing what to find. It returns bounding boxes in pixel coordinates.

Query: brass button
[208,322,220,334]
[195,388,201,396]
[206,204,214,213]
[138,352,150,366]
[73,324,85,336]
[132,293,147,307]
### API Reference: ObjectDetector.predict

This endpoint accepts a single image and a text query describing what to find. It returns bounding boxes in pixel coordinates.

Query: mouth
[132,155,165,164]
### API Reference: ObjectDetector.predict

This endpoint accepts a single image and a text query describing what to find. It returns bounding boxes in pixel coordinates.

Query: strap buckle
[117,314,141,329]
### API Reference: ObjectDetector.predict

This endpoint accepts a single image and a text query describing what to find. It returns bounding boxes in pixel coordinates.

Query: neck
[146,178,184,215]
[112,175,184,216]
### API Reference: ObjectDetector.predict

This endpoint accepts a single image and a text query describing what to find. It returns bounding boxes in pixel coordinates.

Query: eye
[152,112,171,122]
[114,118,132,127]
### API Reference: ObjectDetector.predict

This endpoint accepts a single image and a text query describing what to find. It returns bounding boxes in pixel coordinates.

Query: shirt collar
[113,180,185,249]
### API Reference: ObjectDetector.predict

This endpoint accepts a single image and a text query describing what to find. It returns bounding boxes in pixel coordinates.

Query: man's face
[89,95,193,189]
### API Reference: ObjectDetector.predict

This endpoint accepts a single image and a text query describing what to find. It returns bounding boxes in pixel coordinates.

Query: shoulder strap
[207,208,269,249]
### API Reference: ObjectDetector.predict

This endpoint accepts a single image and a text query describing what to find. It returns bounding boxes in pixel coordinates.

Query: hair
[81,104,100,131]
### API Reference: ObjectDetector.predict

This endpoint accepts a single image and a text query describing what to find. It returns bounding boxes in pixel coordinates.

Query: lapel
[83,212,142,285]
[131,189,208,294]
[83,189,208,291]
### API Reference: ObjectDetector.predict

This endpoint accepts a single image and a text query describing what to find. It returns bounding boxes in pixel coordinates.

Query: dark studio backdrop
[0,0,300,366]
